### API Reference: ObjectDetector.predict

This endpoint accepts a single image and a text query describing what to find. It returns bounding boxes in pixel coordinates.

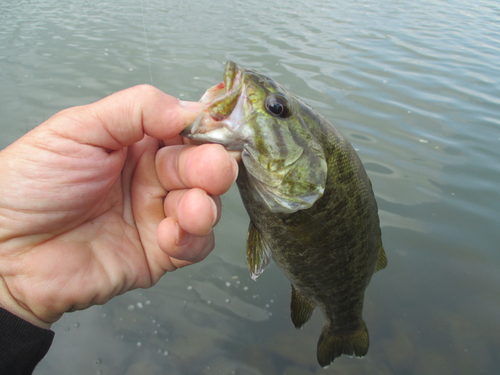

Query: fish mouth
[208,61,243,120]
[222,61,240,95]
[181,61,244,145]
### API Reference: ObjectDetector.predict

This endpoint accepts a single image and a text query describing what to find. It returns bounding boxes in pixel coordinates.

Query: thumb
[45,85,205,150]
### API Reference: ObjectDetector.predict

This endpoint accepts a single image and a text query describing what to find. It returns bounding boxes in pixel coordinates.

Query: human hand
[0,85,239,329]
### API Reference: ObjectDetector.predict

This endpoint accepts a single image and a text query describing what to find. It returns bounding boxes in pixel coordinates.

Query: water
[1,0,499,373]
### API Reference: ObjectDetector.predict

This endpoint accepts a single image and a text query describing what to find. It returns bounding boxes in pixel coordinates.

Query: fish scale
[181,61,387,367]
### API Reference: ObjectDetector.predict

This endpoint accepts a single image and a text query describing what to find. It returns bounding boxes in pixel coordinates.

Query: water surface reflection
[1,0,499,374]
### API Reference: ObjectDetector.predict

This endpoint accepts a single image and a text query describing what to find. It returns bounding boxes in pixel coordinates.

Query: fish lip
[208,61,243,120]
[222,60,245,95]
[181,61,244,138]
[223,61,238,91]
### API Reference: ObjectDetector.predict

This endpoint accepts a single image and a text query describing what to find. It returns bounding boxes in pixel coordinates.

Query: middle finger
[155,144,238,196]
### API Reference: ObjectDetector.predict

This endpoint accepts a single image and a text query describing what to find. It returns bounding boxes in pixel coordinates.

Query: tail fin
[316,321,369,367]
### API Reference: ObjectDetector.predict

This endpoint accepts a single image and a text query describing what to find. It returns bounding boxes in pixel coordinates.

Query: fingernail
[179,100,205,114]
[175,222,190,246]
[229,155,239,184]
[228,150,242,163]
[210,197,218,227]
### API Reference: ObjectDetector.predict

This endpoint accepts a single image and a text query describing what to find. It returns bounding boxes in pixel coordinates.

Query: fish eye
[265,94,290,118]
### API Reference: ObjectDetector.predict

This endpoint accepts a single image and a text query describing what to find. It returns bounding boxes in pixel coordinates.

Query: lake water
[1,0,499,374]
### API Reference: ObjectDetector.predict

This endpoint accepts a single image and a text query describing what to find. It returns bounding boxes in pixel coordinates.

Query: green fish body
[181,61,387,367]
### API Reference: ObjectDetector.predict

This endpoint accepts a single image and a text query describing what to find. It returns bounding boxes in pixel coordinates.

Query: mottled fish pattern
[182,61,387,367]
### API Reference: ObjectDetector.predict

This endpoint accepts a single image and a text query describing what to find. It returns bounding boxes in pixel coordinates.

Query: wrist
[0,276,52,330]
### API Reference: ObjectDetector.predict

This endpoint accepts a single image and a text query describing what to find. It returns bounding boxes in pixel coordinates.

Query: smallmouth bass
[181,61,387,367]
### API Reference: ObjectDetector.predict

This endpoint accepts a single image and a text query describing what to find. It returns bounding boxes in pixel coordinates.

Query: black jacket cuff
[0,307,54,375]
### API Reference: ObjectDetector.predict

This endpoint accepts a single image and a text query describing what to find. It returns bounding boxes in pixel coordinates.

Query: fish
[181,61,387,367]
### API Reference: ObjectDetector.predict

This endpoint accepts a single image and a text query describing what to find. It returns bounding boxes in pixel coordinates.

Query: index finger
[45,85,205,150]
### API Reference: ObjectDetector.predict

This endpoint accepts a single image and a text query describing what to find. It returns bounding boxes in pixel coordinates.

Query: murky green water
[1,0,499,374]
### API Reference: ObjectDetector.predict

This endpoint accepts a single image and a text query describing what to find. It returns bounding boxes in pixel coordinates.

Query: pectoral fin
[374,245,387,273]
[246,221,272,281]
[290,284,316,328]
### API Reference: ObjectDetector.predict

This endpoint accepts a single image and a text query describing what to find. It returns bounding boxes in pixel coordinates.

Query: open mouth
[180,61,244,138]
[223,61,240,92]
[206,61,243,121]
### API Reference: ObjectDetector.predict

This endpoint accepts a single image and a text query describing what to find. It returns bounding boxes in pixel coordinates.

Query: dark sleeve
[0,307,54,375]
